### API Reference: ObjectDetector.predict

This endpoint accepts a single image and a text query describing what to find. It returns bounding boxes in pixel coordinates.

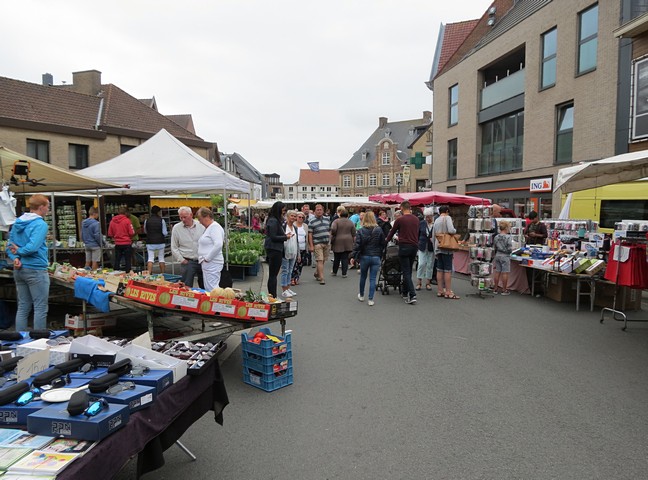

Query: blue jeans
[359,255,381,300]
[281,257,297,288]
[399,244,418,298]
[14,268,50,331]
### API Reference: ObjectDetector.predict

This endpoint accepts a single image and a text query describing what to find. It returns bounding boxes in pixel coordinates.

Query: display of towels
[604,242,648,289]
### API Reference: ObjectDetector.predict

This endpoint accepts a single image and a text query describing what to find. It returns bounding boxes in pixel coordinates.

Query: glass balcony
[481,69,525,110]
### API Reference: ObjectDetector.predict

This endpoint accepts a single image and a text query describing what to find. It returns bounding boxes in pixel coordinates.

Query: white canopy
[554,151,648,193]
[0,146,121,193]
[79,129,250,195]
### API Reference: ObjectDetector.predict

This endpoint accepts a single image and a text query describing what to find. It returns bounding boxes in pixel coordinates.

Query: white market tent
[78,129,250,195]
[554,150,648,193]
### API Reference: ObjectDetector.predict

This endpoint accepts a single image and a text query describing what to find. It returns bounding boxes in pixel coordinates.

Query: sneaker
[357,293,364,302]
[342,274,347,278]
[281,291,292,298]
[357,269,361,274]
[368,300,375,306]
[501,290,511,296]
[287,289,297,296]
[405,296,417,304]
[331,271,337,276]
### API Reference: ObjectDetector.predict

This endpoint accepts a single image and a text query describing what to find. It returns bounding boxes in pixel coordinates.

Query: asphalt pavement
[116,262,648,480]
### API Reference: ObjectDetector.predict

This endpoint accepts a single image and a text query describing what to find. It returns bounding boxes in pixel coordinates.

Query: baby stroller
[377,243,402,295]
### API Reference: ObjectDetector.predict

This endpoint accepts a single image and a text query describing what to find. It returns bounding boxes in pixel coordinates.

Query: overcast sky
[3,0,488,184]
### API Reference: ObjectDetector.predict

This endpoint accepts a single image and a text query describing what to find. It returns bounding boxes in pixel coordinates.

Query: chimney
[423,110,432,123]
[379,117,388,128]
[71,69,102,96]
[42,73,53,86]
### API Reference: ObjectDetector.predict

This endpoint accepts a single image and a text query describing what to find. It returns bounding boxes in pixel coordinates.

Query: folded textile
[74,276,112,313]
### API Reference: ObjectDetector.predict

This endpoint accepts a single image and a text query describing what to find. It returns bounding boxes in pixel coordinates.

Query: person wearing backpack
[350,211,386,307]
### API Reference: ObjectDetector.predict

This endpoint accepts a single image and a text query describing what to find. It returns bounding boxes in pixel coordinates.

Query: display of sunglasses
[79,363,96,374]
[83,398,108,417]
[41,374,71,391]
[15,388,41,406]
[45,336,72,347]
[128,366,150,377]
[0,375,17,387]
[106,381,136,395]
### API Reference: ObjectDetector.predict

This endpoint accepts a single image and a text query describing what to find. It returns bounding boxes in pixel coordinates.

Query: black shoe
[405,295,417,304]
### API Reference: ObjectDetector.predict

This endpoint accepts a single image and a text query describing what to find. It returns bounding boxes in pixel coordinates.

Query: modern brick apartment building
[429,0,647,218]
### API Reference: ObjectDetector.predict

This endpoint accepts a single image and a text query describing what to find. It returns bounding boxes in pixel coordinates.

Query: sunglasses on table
[15,388,42,406]
[41,374,71,391]
[106,381,136,396]
[0,375,17,387]
[83,398,108,417]
[45,337,72,347]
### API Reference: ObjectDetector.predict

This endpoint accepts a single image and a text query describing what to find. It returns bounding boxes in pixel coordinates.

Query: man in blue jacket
[81,206,103,270]
[6,194,50,331]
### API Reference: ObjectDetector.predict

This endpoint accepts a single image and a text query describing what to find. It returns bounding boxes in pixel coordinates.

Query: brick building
[428,0,646,218]
[284,169,340,200]
[338,112,432,197]
[0,70,215,171]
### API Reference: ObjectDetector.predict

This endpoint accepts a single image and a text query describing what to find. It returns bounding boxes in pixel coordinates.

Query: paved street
[118,264,648,480]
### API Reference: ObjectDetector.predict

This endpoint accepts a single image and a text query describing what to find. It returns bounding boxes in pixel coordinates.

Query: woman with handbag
[350,211,385,306]
[416,207,436,291]
[280,210,300,298]
[433,205,460,299]
[264,201,288,298]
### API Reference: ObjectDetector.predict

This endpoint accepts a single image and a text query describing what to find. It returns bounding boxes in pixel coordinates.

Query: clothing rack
[600,236,648,330]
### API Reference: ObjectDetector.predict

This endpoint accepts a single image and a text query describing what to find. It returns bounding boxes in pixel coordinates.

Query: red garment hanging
[604,242,648,289]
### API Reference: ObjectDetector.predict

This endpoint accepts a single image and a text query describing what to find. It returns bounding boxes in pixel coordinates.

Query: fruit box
[123,281,167,307]
[235,301,272,321]
[162,286,203,313]
[241,329,291,357]
[197,296,239,318]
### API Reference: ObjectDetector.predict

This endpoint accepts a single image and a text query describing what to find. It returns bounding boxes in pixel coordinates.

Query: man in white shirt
[171,206,205,288]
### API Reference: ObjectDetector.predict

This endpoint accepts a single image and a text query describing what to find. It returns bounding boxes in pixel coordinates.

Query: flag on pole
[307,162,320,172]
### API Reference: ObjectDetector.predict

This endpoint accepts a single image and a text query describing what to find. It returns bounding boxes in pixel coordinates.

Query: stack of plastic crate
[241,327,293,392]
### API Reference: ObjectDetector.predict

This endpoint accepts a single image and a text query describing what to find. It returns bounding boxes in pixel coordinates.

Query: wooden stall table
[58,356,228,480]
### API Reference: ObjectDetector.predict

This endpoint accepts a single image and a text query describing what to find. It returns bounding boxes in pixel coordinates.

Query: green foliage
[227,231,264,265]
[210,194,224,207]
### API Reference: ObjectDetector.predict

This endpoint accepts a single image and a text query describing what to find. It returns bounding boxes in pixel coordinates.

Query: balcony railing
[478,146,523,176]
[481,69,525,110]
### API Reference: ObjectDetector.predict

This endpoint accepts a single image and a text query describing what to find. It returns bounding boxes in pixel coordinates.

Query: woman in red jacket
[108,206,135,272]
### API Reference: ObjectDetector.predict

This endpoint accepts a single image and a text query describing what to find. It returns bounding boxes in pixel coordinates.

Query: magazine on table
[0,446,32,470]
[0,428,23,446]
[40,438,97,456]
[7,450,78,475]
[0,433,54,450]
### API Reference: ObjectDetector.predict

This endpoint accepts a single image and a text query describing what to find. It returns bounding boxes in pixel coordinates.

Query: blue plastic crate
[246,261,261,276]
[243,352,292,375]
[243,366,293,392]
[241,328,291,358]
[162,273,182,282]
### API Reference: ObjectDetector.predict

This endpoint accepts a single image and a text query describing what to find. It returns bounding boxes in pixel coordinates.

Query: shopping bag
[435,233,461,251]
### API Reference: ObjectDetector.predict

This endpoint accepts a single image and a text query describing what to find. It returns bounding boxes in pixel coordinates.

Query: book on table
[0,428,23,446]
[0,432,54,450]
[0,473,56,479]
[40,438,97,456]
[0,446,32,470]
[7,450,78,475]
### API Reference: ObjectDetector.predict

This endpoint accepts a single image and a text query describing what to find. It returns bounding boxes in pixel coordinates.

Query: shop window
[68,144,88,169]
[541,27,557,89]
[26,139,49,163]
[577,4,598,75]
[555,103,574,164]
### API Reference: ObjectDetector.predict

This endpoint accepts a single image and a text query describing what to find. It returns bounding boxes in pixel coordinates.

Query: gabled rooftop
[339,113,431,170]
[297,169,339,185]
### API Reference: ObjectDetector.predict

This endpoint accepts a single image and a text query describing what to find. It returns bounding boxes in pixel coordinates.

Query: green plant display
[227,231,264,265]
